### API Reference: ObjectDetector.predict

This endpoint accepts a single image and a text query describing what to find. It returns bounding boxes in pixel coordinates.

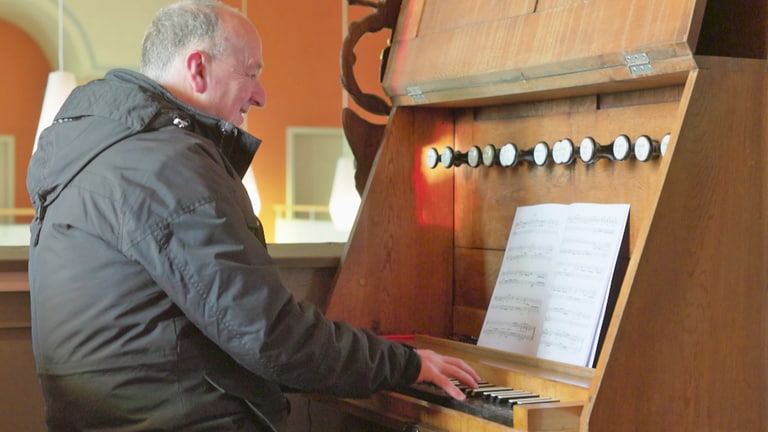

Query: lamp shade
[34,70,76,153]
[328,156,361,231]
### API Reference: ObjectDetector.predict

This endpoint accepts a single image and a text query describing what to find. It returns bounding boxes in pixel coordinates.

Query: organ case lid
[382,0,709,107]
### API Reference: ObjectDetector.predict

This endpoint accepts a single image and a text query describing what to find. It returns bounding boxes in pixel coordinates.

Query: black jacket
[27,69,420,431]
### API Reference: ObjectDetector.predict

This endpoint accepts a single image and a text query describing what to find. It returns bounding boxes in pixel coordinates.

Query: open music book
[478,203,630,367]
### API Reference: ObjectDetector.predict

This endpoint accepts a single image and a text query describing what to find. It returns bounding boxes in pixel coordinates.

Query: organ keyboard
[321,0,768,430]
[397,380,559,427]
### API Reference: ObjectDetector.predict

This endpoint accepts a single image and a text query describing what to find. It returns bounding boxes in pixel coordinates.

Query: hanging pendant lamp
[33,0,76,153]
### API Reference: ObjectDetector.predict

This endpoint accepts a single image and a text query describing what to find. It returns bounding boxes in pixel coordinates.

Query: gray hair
[140,0,240,80]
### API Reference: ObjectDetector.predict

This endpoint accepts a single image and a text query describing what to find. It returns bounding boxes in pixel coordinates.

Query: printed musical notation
[477,203,629,367]
[482,321,537,344]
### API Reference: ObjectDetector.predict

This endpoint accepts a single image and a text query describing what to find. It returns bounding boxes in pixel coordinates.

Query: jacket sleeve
[122,132,420,396]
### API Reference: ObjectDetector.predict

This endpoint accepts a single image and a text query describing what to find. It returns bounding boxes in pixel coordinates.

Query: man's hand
[415,349,481,400]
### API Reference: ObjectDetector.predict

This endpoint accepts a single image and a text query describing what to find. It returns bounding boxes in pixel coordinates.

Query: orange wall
[3,2,391,242]
[246,2,343,241]
[0,18,49,216]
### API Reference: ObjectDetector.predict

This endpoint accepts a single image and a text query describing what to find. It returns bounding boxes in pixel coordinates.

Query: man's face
[202,14,266,126]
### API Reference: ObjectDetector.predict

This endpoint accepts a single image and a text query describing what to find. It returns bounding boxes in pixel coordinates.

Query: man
[26,1,479,431]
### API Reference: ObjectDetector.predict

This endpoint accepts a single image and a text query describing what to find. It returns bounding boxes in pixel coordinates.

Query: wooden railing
[0,208,35,217]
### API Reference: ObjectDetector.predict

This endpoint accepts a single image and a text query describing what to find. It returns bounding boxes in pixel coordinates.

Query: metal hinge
[406,86,427,103]
[625,53,653,77]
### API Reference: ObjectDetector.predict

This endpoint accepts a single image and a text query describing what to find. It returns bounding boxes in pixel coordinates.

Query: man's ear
[186,51,208,94]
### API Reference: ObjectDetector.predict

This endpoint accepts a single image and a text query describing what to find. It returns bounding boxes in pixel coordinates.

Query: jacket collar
[59,68,262,178]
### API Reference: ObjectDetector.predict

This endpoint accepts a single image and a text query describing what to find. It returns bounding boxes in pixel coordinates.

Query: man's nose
[251,81,266,107]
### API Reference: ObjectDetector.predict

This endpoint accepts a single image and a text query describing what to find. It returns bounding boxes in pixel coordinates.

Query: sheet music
[478,203,629,367]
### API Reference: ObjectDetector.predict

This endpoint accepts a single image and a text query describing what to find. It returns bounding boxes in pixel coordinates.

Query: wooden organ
[321,0,768,430]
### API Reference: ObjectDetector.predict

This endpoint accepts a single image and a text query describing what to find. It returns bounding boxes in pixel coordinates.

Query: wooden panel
[417,0,536,36]
[0,289,31,328]
[0,291,44,432]
[278,267,337,309]
[598,85,685,109]
[0,271,28,293]
[454,248,500,310]
[453,97,680,254]
[451,305,486,340]
[536,0,580,12]
[384,0,702,106]
[588,57,768,431]
[514,401,583,432]
[453,247,499,337]
[326,107,456,336]
[269,242,342,310]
